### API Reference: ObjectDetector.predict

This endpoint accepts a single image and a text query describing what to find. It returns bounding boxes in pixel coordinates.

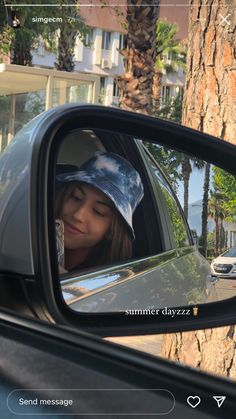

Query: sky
[177,166,212,207]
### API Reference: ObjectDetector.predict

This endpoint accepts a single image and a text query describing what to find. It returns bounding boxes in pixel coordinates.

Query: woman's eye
[71,194,82,202]
[94,208,105,217]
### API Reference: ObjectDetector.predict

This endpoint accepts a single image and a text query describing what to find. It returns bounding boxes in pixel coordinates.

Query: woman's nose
[73,203,88,222]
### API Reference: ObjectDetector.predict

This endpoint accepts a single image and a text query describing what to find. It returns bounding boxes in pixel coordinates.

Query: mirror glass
[55,128,236,312]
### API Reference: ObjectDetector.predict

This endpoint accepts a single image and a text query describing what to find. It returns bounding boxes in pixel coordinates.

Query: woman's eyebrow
[76,185,85,195]
[96,201,111,208]
[77,185,111,208]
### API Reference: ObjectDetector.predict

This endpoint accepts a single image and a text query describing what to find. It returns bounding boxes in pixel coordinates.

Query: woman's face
[61,183,113,251]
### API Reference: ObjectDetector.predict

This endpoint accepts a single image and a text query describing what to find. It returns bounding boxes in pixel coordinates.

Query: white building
[31,1,188,108]
[32,1,126,107]
[224,222,236,248]
[158,0,188,106]
[160,61,185,105]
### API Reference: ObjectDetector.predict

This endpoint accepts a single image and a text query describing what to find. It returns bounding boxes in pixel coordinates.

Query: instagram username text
[32,17,62,24]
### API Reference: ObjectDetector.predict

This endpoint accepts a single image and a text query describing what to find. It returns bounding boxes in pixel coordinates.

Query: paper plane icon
[213,396,226,408]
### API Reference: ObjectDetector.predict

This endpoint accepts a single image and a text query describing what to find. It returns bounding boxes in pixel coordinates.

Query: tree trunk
[55,1,78,72]
[56,25,77,71]
[182,0,236,142]
[162,0,236,378]
[182,157,191,219]
[201,163,210,257]
[162,326,236,379]
[118,0,160,115]
[215,217,220,254]
[219,219,224,252]
[152,70,162,114]
[12,29,33,66]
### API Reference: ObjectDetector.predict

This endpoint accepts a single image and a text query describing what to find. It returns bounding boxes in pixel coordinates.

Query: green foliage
[144,139,204,203]
[212,166,236,221]
[208,189,227,254]
[155,93,183,123]
[0,0,15,58]
[144,142,183,191]
[0,0,58,64]
[155,20,186,72]
[146,93,185,190]
[161,187,189,248]
[207,231,215,248]
[156,20,178,54]
[0,0,89,66]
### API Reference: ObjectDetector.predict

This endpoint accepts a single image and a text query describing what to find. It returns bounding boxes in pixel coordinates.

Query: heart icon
[187,396,201,408]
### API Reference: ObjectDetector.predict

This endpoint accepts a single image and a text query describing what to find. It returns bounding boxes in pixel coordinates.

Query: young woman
[56,151,144,273]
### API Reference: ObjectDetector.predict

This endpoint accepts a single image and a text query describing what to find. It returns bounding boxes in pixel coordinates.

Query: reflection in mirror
[54,129,236,312]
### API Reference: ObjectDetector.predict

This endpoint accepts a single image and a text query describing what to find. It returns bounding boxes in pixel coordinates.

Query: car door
[1,310,236,419]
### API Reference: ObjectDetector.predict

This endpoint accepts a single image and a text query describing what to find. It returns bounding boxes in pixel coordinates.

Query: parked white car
[211,248,236,278]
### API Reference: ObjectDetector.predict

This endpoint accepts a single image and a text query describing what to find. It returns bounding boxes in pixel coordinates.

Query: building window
[119,34,123,49]
[123,34,128,49]
[178,87,184,100]
[84,29,93,47]
[113,80,120,97]
[102,31,111,50]
[99,77,106,104]
[160,51,172,64]
[161,85,171,103]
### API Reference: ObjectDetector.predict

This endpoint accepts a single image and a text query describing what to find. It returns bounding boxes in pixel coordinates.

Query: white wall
[32,29,125,106]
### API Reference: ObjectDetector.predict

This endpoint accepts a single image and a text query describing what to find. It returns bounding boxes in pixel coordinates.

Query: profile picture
[10,11,21,29]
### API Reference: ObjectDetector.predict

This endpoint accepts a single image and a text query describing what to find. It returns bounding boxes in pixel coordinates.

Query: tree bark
[182,0,236,142]
[162,326,236,379]
[163,0,236,378]
[55,1,77,72]
[118,0,160,115]
[152,69,162,114]
[55,24,77,72]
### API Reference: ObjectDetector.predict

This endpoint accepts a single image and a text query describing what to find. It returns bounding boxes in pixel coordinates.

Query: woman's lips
[64,221,85,235]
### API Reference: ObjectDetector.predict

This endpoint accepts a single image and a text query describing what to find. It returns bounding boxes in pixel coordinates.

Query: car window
[56,129,162,279]
[141,144,190,249]
[221,248,236,257]
[56,128,236,314]
[57,130,209,313]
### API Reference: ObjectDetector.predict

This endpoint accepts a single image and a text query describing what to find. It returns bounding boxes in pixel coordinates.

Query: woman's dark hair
[55,183,133,271]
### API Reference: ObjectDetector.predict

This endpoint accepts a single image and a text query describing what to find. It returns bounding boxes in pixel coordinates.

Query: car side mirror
[1,104,236,335]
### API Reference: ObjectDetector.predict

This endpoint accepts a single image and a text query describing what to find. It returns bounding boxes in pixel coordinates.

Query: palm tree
[143,143,183,192]
[55,1,88,72]
[208,192,226,255]
[181,156,205,219]
[118,0,160,115]
[200,162,211,257]
[144,142,205,221]
[219,213,225,253]
[152,20,186,113]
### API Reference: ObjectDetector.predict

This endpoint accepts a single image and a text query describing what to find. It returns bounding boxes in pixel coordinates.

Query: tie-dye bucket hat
[57,151,144,240]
